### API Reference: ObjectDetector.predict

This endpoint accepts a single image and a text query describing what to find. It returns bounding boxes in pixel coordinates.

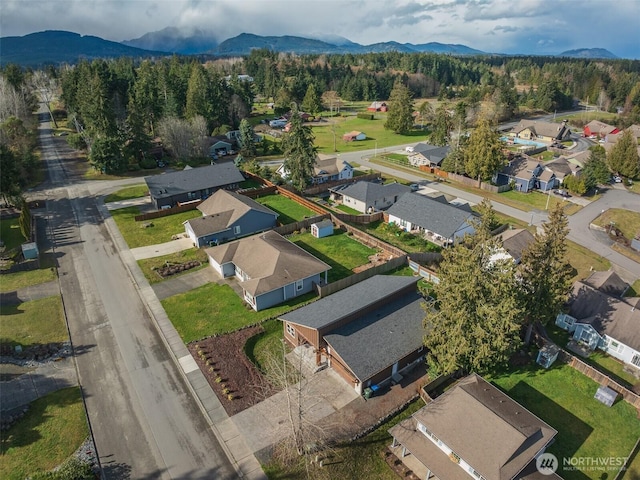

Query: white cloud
[1,0,638,58]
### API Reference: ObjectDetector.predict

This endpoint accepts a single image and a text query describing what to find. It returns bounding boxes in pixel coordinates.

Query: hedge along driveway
[109,206,201,249]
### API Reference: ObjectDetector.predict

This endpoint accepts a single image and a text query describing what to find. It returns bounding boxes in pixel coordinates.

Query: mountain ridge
[0,30,622,67]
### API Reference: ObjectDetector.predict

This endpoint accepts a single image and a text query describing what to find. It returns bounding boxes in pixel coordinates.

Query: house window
[286,323,295,337]
[609,339,624,354]
[187,192,197,200]
[233,225,241,235]
[631,354,640,368]
[295,279,304,291]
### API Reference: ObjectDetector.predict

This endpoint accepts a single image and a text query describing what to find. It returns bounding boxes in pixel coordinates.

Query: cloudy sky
[2,0,639,58]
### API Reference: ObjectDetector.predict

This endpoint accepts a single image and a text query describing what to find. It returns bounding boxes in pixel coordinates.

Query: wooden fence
[332,211,384,224]
[332,214,406,258]
[274,214,331,236]
[557,349,640,410]
[134,201,201,221]
[316,255,408,297]
[446,173,511,193]
[408,258,440,284]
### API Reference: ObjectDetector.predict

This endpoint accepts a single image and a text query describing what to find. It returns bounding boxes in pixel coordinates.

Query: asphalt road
[36,110,237,479]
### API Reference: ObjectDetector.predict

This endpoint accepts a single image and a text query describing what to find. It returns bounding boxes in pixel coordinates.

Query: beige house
[508,119,571,143]
[389,374,560,480]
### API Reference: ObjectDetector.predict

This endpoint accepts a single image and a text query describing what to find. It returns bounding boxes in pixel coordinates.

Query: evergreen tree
[430,102,452,146]
[518,203,573,343]
[463,116,505,187]
[238,118,257,158]
[18,197,31,241]
[90,136,125,174]
[185,62,211,122]
[423,205,522,375]
[281,104,317,191]
[384,80,413,134]
[607,130,640,179]
[582,146,611,190]
[301,84,321,115]
[0,144,21,205]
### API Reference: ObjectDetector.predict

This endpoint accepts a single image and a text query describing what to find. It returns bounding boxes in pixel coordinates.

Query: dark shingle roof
[197,189,277,218]
[185,212,233,237]
[331,181,411,205]
[145,164,245,199]
[279,275,418,330]
[386,193,475,239]
[324,292,425,381]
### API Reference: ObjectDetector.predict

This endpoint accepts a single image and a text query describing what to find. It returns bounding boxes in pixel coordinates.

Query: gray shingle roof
[145,164,245,199]
[323,291,425,381]
[205,230,330,296]
[185,212,233,237]
[280,275,419,330]
[331,181,411,205]
[386,193,475,239]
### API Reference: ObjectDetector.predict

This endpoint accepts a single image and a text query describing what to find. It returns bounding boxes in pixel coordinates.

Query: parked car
[405,146,415,153]
[613,175,622,183]
[554,189,571,198]
[410,183,419,191]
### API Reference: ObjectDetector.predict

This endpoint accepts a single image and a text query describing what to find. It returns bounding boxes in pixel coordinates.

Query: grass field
[565,241,611,282]
[110,206,201,248]
[592,208,640,241]
[311,115,426,155]
[0,387,88,480]
[161,283,317,342]
[0,257,57,292]
[104,184,148,203]
[137,248,209,284]
[358,220,441,254]
[0,296,67,348]
[0,218,27,251]
[490,363,640,480]
[289,230,378,282]
[254,194,317,224]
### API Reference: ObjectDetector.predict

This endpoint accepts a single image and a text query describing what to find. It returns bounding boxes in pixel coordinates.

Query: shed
[311,219,334,238]
[594,385,618,407]
[21,242,39,260]
[536,344,560,369]
[342,131,366,141]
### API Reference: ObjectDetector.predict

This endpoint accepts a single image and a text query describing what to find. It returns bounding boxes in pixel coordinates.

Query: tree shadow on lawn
[498,381,592,480]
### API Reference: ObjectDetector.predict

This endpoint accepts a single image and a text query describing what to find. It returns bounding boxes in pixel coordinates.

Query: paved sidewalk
[0,280,59,305]
[1,357,78,411]
[130,237,193,260]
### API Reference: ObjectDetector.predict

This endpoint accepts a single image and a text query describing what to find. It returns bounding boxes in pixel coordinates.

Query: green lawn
[289,230,378,282]
[358,220,441,254]
[0,257,57,292]
[0,387,89,480]
[592,208,640,242]
[566,241,611,282]
[0,218,27,250]
[587,352,639,389]
[110,206,201,248]
[311,115,426,155]
[490,363,640,480]
[263,398,424,479]
[0,296,67,348]
[104,184,148,203]
[499,189,582,213]
[625,279,640,297]
[255,194,317,224]
[161,283,317,342]
[137,248,209,284]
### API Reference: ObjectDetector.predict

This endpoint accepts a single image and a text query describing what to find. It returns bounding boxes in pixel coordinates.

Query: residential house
[183,189,278,247]
[277,153,354,185]
[329,181,411,213]
[508,119,572,143]
[555,271,640,370]
[342,131,366,141]
[144,163,245,210]
[207,136,233,157]
[367,101,388,112]
[601,125,640,157]
[491,228,535,264]
[583,120,619,138]
[389,374,560,480]
[205,230,330,311]
[408,143,451,168]
[386,193,476,245]
[280,275,426,394]
[544,157,582,185]
[496,155,546,192]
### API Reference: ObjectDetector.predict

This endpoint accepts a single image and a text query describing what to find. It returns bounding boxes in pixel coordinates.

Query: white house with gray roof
[408,143,451,168]
[280,275,426,394]
[329,181,411,213]
[386,193,476,246]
